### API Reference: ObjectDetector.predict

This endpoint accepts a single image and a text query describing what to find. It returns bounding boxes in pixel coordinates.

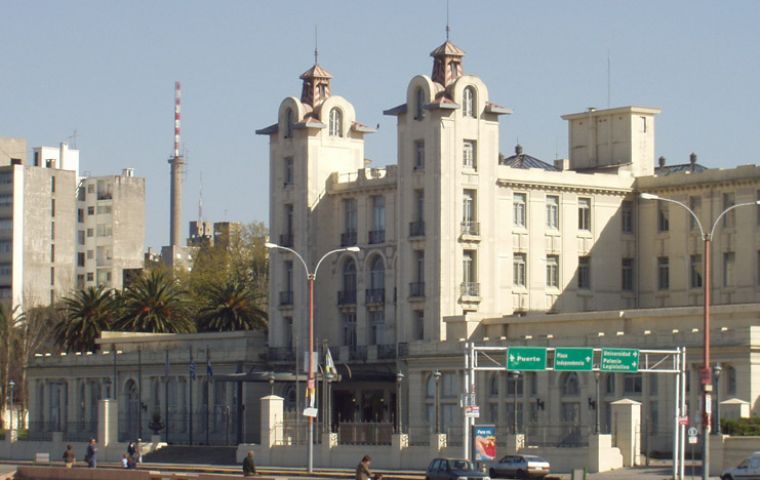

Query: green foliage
[721,417,760,436]
[54,286,116,352]
[196,279,267,332]
[117,270,195,334]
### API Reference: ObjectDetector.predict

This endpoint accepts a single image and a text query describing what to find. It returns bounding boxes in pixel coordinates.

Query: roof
[351,121,376,134]
[430,40,465,58]
[299,64,333,79]
[255,123,278,135]
[383,103,407,116]
[485,101,512,115]
[500,146,558,171]
[655,162,708,176]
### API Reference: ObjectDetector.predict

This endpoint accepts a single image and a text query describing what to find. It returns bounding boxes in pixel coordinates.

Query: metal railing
[269,347,295,362]
[368,229,385,244]
[377,344,396,360]
[461,221,480,236]
[409,220,425,237]
[460,282,480,297]
[278,290,294,306]
[279,233,294,248]
[350,345,367,361]
[340,231,357,247]
[338,421,393,445]
[64,421,97,442]
[409,282,425,298]
[522,424,594,448]
[365,288,385,305]
[337,290,357,305]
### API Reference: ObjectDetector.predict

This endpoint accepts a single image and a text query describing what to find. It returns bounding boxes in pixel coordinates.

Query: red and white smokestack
[174,81,181,158]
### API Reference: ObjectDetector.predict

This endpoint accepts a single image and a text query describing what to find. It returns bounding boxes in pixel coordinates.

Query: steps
[142,446,238,465]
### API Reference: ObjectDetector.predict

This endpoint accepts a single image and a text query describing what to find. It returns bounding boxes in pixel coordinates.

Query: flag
[206,358,213,378]
[189,360,196,380]
[164,351,170,378]
[325,348,337,377]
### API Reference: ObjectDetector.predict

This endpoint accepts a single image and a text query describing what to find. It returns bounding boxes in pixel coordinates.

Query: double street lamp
[265,242,360,474]
[8,380,15,432]
[641,192,760,480]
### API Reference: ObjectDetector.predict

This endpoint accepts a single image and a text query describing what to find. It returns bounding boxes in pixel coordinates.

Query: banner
[472,425,496,462]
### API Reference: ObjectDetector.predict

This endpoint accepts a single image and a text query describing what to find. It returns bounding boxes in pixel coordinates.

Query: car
[488,454,551,479]
[721,451,760,480]
[425,457,491,480]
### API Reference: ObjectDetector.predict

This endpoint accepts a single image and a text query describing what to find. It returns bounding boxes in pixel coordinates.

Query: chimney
[515,144,524,156]
[658,156,666,168]
[554,158,570,171]
[122,168,135,177]
[689,153,697,165]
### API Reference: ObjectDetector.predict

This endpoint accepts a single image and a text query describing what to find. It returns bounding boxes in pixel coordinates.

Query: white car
[722,452,760,480]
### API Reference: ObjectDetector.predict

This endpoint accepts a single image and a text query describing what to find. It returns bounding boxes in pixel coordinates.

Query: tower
[168,81,184,247]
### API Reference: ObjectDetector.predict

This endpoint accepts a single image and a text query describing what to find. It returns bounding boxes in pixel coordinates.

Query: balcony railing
[340,231,358,247]
[279,290,294,306]
[409,282,425,298]
[279,233,294,248]
[461,221,480,236]
[460,282,480,297]
[269,347,295,362]
[377,344,396,360]
[368,229,385,244]
[338,290,357,306]
[409,220,425,237]
[350,345,368,361]
[365,288,385,305]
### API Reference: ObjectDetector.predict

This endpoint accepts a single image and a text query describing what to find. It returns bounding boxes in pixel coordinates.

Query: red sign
[678,416,689,426]
[700,367,712,385]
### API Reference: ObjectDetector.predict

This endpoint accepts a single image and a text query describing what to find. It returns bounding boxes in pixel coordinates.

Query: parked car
[425,458,490,480]
[489,455,551,479]
[721,451,760,480]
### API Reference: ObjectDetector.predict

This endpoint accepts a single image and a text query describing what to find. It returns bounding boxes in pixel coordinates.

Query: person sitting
[62,445,76,468]
[242,450,256,477]
[356,455,372,480]
[121,454,129,469]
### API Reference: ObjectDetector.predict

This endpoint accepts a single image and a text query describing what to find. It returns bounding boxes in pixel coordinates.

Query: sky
[2,1,759,250]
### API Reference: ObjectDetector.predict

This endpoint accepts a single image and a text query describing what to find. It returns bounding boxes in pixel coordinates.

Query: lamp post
[265,242,360,473]
[396,372,404,434]
[594,371,601,435]
[713,364,722,435]
[8,380,15,432]
[641,193,760,480]
[433,370,441,434]
[511,371,520,434]
[268,372,275,396]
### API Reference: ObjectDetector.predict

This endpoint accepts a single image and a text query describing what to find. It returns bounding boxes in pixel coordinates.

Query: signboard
[678,416,689,426]
[554,348,594,371]
[600,348,639,372]
[461,393,477,407]
[507,347,547,371]
[472,425,496,462]
[302,407,318,418]
[688,426,698,444]
[465,405,480,418]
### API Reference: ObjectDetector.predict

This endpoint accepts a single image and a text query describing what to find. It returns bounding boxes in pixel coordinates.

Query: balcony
[279,233,294,248]
[460,282,480,298]
[269,347,295,362]
[377,344,396,360]
[461,221,480,236]
[365,288,385,305]
[409,220,425,237]
[409,282,425,298]
[350,345,368,361]
[338,290,357,306]
[278,290,294,306]
[368,229,385,244]
[340,231,358,247]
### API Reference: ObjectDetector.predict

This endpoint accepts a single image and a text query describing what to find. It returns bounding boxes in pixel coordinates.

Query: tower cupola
[430,40,464,87]
[300,63,332,108]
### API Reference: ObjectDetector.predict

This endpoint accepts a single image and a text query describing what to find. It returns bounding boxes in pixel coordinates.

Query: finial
[445,0,450,41]
[314,25,319,65]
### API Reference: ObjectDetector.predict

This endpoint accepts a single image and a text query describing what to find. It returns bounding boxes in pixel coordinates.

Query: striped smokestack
[169,81,185,248]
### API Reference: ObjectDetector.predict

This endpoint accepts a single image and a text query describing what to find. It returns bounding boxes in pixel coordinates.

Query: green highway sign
[554,347,594,371]
[600,348,639,372]
[507,347,547,371]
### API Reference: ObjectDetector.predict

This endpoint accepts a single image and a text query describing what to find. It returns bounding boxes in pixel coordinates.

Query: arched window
[560,372,580,396]
[369,256,385,290]
[426,374,436,398]
[463,87,476,118]
[415,87,425,120]
[725,365,737,395]
[342,259,357,293]
[329,108,343,137]
[285,108,293,138]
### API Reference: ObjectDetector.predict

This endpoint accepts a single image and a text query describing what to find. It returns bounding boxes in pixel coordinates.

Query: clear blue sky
[2,1,758,250]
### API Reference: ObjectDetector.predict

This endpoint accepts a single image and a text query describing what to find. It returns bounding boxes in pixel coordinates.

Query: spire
[300,29,332,107]
[431,2,464,88]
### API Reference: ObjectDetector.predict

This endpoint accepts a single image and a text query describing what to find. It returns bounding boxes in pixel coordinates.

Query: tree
[0,303,23,425]
[117,270,195,333]
[196,279,267,332]
[54,286,116,352]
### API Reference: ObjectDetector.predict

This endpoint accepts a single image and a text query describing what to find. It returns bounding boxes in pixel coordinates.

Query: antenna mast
[446,0,450,41]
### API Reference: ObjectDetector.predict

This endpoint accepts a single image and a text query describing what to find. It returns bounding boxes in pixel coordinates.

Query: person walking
[242,450,256,477]
[85,438,98,468]
[356,455,372,480]
[62,444,76,468]
[127,442,136,459]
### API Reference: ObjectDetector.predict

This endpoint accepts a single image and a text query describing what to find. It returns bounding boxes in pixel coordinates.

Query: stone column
[587,434,622,473]
[611,399,641,467]
[98,399,118,447]
[505,433,525,455]
[391,433,408,469]
[259,395,283,465]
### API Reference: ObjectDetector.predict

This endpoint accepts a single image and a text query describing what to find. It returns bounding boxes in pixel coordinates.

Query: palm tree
[54,286,116,352]
[196,280,267,332]
[117,270,195,333]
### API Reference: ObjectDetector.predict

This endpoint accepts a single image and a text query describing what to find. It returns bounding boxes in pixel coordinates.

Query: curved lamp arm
[640,193,705,238]
[709,201,760,238]
[265,242,310,276]
[314,247,360,280]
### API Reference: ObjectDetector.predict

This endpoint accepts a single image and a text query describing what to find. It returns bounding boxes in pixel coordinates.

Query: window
[415,250,425,283]
[328,108,343,137]
[513,193,527,228]
[77,187,85,201]
[414,140,425,170]
[97,205,112,214]
[50,221,55,240]
[546,195,559,229]
[50,267,55,286]
[621,201,634,233]
[371,195,385,231]
[415,87,425,120]
[284,316,293,348]
[0,195,12,207]
[723,252,735,287]
[723,192,736,227]
[578,198,591,231]
[513,253,526,287]
[96,224,112,237]
[0,220,11,230]
[546,255,559,288]
[415,189,424,221]
[463,190,476,224]
[690,255,703,289]
[463,250,476,285]
[605,374,615,395]
[463,140,476,170]
[413,310,424,341]
[284,108,293,139]
[0,264,11,276]
[624,374,642,394]
[86,272,94,282]
[560,372,580,396]
[88,206,94,215]
[657,201,669,232]
[689,196,701,231]
[342,260,357,294]
[77,252,85,267]
[96,180,113,200]
[449,61,460,79]
[649,375,658,395]
[87,228,93,238]
[368,310,384,345]
[87,250,94,260]
[657,257,669,290]
[578,256,590,289]
[725,365,737,395]
[622,258,634,291]
[78,230,85,245]
[0,173,12,184]
[51,176,56,193]
[77,209,84,223]
[369,256,385,291]
[344,199,357,234]
[0,241,10,253]
[284,157,294,185]
[87,184,94,194]
[342,313,356,348]
[463,87,475,118]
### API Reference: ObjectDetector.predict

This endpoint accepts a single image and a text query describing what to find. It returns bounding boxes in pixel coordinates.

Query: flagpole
[165,348,170,444]
[189,346,194,445]
[206,347,210,446]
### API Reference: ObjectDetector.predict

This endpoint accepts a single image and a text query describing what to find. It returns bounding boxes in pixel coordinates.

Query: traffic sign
[507,347,547,371]
[600,348,639,372]
[678,416,689,426]
[688,427,698,437]
[554,348,594,371]
[465,405,480,418]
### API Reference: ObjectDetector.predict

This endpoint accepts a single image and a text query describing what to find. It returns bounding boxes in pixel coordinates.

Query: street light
[396,372,404,434]
[433,370,441,434]
[511,371,520,435]
[265,242,360,473]
[641,192,760,480]
[8,380,15,432]
[713,364,722,435]
[268,372,276,396]
[594,371,601,435]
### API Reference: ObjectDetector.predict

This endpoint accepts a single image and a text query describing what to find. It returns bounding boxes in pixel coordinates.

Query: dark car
[489,455,550,479]
[425,458,491,480]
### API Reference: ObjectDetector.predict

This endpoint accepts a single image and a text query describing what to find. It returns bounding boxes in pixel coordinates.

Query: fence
[117,406,238,445]
[64,421,97,442]
[338,421,393,445]
[522,424,596,448]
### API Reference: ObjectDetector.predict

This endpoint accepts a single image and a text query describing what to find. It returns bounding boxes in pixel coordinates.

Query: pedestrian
[127,442,136,459]
[242,450,256,477]
[136,438,143,463]
[121,454,129,469]
[356,455,372,480]
[62,444,76,468]
[85,438,98,468]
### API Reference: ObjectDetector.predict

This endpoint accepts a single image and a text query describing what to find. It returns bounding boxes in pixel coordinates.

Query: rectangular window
[578,256,590,289]
[624,374,642,394]
[88,206,95,215]
[463,140,477,170]
[463,189,476,223]
[0,264,11,276]
[513,193,527,228]
[463,250,476,284]
[513,253,526,287]
[578,198,591,231]
[344,198,357,233]
[723,192,736,227]
[415,189,424,221]
[0,195,12,207]
[87,228,93,238]
[368,310,384,345]
[414,140,425,170]
[284,260,293,292]
[657,257,669,290]
[86,272,94,282]
[342,313,356,348]
[413,310,424,341]
[621,201,633,234]
[77,209,84,223]
[649,375,658,395]
[51,176,56,193]
[77,187,85,201]
[723,252,735,287]
[50,244,55,262]
[96,224,112,237]
[622,258,634,291]
[50,221,55,240]
[96,180,113,200]
[690,255,703,289]
[284,157,294,185]
[96,205,112,214]
[415,250,425,283]
[546,255,559,288]
[372,195,385,231]
[77,231,85,245]
[605,374,616,395]
[77,252,85,267]
[658,201,669,232]
[689,196,701,231]
[51,199,55,217]
[284,316,293,349]
[87,250,94,260]
[87,184,94,194]
[546,195,559,230]
[50,267,55,286]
